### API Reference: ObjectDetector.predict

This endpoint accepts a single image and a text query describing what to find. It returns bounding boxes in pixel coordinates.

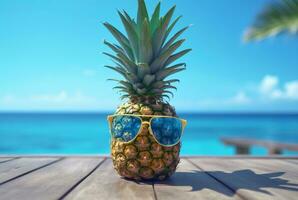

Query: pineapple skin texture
[111,101,181,181]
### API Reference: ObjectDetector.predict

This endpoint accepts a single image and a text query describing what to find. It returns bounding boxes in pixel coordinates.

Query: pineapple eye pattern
[111,116,141,142]
[150,118,182,146]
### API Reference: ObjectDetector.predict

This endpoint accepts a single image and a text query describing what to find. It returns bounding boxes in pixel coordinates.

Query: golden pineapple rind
[111,101,181,181]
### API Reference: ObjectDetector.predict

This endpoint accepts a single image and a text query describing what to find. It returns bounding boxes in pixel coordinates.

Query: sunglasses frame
[107,114,187,147]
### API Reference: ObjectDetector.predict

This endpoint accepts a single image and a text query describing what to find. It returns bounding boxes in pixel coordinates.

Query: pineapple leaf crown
[103,0,191,102]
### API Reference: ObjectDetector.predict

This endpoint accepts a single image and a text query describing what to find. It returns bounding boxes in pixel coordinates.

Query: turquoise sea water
[0,113,297,155]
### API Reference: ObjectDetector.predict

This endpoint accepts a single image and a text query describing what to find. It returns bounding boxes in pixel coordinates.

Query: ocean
[0,113,297,155]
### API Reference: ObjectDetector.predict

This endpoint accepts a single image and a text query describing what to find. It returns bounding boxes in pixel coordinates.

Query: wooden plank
[0,157,16,164]
[63,158,155,200]
[153,158,241,200]
[182,156,298,159]
[238,159,298,181]
[0,157,12,162]
[0,157,60,184]
[0,155,108,158]
[285,159,298,165]
[2,155,298,159]
[190,158,298,200]
[0,157,104,200]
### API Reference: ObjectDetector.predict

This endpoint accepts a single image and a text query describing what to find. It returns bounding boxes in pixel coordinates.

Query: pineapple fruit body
[111,101,180,180]
[103,0,191,181]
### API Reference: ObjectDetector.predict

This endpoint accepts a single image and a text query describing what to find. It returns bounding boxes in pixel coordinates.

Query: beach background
[0,0,297,156]
[1,112,298,155]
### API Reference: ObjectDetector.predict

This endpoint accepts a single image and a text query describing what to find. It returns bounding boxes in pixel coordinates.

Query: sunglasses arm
[107,115,113,125]
[181,119,187,128]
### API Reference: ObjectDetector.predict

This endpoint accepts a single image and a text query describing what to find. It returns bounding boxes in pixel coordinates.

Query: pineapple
[103,0,191,180]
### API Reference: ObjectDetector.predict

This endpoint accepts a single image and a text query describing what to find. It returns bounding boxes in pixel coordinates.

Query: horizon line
[1,110,298,115]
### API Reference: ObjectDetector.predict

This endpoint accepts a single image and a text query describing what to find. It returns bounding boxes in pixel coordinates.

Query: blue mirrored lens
[111,115,141,142]
[150,117,182,146]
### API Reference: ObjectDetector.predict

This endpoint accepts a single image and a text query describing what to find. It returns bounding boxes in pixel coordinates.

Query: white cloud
[83,69,97,77]
[0,91,118,111]
[30,91,97,105]
[259,75,298,100]
[195,91,251,108]
[228,91,251,104]
[0,95,15,104]
[193,75,298,110]
[284,81,298,99]
[260,75,279,94]
[31,91,68,103]
[271,89,283,99]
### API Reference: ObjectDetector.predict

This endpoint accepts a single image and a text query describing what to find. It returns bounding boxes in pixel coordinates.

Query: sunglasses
[107,114,187,147]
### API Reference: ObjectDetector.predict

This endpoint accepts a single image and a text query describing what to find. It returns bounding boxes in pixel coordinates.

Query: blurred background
[0,0,297,155]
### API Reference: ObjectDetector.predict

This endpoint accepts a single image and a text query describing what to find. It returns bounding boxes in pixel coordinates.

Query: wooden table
[0,156,298,200]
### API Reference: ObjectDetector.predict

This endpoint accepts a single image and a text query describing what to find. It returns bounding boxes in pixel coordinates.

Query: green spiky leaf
[104,65,127,76]
[163,16,182,44]
[139,18,153,63]
[137,0,149,31]
[155,66,186,81]
[164,49,191,67]
[151,39,186,72]
[103,23,134,58]
[161,26,189,53]
[152,6,176,56]
[118,11,140,61]
[164,79,180,84]
[162,85,177,90]
[123,10,138,34]
[150,2,161,35]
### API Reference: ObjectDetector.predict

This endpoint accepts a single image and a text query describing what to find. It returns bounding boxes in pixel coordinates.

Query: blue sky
[0,0,297,112]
